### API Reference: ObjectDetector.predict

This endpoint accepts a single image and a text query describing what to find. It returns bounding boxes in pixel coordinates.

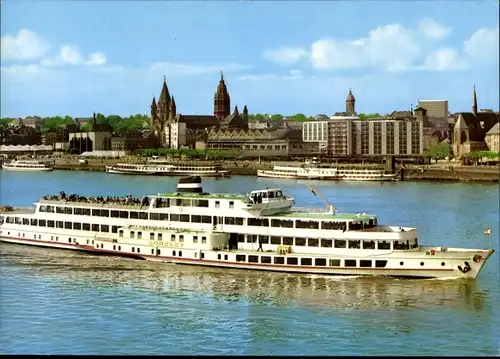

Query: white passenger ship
[0,177,494,279]
[1,159,54,172]
[106,159,230,177]
[258,160,398,181]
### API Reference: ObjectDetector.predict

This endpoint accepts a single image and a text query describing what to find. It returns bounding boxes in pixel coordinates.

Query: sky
[1,0,499,118]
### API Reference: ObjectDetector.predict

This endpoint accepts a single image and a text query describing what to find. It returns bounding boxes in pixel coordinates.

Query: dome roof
[346,90,355,102]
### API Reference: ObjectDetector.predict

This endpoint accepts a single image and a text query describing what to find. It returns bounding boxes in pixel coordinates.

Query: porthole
[173,250,177,256]
[420,262,424,266]
[217,254,221,260]
[400,261,404,266]
[441,262,445,266]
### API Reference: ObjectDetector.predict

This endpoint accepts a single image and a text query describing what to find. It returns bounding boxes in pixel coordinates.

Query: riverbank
[50,157,500,182]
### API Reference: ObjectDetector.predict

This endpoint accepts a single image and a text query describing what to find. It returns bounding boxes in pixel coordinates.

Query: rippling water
[0,171,499,355]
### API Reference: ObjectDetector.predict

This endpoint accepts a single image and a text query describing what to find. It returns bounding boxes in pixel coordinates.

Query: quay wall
[48,157,500,183]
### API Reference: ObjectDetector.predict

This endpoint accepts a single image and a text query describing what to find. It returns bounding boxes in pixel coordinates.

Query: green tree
[254,113,266,122]
[291,113,308,122]
[425,142,452,163]
[270,114,283,121]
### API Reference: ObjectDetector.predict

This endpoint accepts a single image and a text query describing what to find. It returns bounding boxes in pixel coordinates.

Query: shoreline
[50,159,500,183]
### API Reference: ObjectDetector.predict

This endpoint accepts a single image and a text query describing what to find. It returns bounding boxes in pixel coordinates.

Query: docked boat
[0,176,494,279]
[1,159,54,172]
[258,160,398,181]
[106,159,230,177]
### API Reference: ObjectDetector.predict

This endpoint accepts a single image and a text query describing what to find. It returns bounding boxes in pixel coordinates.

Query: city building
[452,86,500,157]
[485,122,500,153]
[68,113,113,154]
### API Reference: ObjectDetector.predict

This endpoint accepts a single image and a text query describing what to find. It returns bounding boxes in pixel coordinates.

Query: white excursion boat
[1,159,54,172]
[0,177,494,279]
[106,159,230,177]
[258,159,399,181]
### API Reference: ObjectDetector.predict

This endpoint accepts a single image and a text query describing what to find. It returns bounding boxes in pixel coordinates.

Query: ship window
[224,254,228,260]
[6,217,14,224]
[283,237,293,246]
[119,230,124,238]
[248,255,259,263]
[411,239,419,249]
[170,214,179,221]
[111,210,119,218]
[274,256,285,264]
[180,214,189,222]
[329,259,341,267]
[375,260,387,268]
[83,209,91,216]
[246,235,257,243]
[360,260,372,268]
[179,251,182,257]
[150,213,159,221]
[130,211,138,219]
[192,215,201,223]
[83,223,90,231]
[261,256,272,264]
[248,218,269,226]
[295,238,306,246]
[315,258,327,266]
[287,257,298,265]
[93,209,102,217]
[259,235,270,244]
[179,235,184,242]
[394,241,410,250]
[56,207,65,214]
[65,222,72,229]
[202,216,211,224]
[215,201,220,208]
[159,213,168,221]
[348,240,361,249]
[236,254,246,262]
[224,217,235,225]
[271,219,294,228]
[156,249,160,255]
[363,241,376,249]
[56,221,64,228]
[15,217,21,224]
[23,218,29,225]
[201,236,207,243]
[420,262,424,266]
[322,221,347,231]
[308,238,319,247]
[229,201,234,209]
[64,207,72,215]
[100,209,109,217]
[92,224,100,232]
[193,236,198,243]
[321,239,333,248]
[113,245,116,250]
[151,249,154,254]
[119,211,128,219]
[195,199,209,208]
[47,206,55,213]
[201,253,205,259]
[237,234,244,243]
[68,238,72,243]
[138,212,148,220]
[47,220,55,228]
[137,232,142,239]
[137,248,140,253]
[73,222,81,230]
[171,234,176,241]
[74,208,82,215]
[378,241,391,250]
[296,220,319,229]
[217,253,221,260]
[158,233,163,240]
[39,219,46,227]
[132,247,135,252]
[301,258,312,266]
[271,236,281,245]
[234,217,244,225]
[345,260,357,267]
[100,244,104,249]
[150,233,155,240]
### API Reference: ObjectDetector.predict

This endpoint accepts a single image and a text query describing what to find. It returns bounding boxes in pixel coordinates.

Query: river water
[0,170,498,355]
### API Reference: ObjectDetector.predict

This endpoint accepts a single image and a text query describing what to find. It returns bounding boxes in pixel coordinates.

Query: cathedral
[150,72,249,148]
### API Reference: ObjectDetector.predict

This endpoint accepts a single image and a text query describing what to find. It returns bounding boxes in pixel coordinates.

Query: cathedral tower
[214,71,230,121]
[157,76,171,126]
[346,89,356,115]
[472,85,478,116]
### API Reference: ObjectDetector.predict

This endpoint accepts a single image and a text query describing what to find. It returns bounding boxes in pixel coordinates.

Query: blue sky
[1,0,498,118]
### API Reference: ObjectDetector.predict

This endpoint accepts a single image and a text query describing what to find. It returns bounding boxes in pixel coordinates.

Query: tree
[358,113,381,120]
[425,142,452,163]
[291,113,308,122]
[270,114,283,121]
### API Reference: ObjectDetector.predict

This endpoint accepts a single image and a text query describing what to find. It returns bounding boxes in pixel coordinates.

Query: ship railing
[290,207,334,214]
[39,199,150,210]
[0,205,36,213]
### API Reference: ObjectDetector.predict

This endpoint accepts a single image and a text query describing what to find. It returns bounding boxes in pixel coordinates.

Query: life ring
[430,249,436,255]
[473,254,482,263]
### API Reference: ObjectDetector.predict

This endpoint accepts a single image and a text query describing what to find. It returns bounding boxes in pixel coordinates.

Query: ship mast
[308,184,337,214]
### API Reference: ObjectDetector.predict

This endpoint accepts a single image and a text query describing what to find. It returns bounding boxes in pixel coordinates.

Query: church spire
[158,75,170,106]
[214,71,230,121]
[472,84,478,116]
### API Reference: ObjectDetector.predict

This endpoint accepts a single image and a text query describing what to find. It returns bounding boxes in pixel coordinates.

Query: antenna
[308,184,337,214]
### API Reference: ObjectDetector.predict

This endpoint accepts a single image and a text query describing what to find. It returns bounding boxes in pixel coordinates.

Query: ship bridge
[246,188,295,215]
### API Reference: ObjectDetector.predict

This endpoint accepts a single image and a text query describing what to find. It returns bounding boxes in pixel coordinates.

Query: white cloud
[463,26,499,62]
[41,45,108,67]
[149,62,251,76]
[418,18,452,40]
[422,48,469,71]
[262,47,310,65]
[1,29,50,60]
[0,64,47,74]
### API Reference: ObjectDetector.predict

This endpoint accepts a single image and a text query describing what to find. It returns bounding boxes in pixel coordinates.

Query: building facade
[485,123,499,153]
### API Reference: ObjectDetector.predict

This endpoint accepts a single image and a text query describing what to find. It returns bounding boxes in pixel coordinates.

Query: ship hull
[257,170,398,181]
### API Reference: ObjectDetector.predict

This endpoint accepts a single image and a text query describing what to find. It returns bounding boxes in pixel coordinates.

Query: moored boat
[1,159,54,172]
[106,159,230,177]
[0,177,494,279]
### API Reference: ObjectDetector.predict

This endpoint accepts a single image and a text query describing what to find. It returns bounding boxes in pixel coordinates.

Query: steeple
[170,95,176,119]
[472,84,478,116]
[346,89,356,115]
[214,70,231,121]
[158,75,170,106]
[151,96,157,109]
[243,105,248,116]
[91,112,97,132]
[233,105,239,115]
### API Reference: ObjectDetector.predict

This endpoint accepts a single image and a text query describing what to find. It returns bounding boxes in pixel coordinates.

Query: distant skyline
[1,0,499,118]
